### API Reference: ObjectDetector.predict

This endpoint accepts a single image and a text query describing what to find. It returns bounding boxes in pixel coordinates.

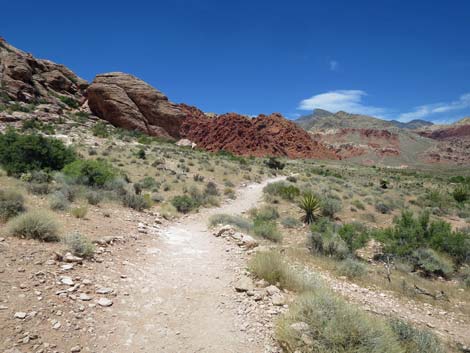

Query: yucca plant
[299,193,320,224]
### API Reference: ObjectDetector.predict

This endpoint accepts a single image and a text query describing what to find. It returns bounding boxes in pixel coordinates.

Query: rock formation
[0,38,87,104]
[87,72,186,138]
[180,112,338,159]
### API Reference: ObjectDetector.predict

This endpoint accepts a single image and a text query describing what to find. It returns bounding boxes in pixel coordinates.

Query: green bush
[208,214,253,233]
[338,222,370,251]
[264,157,285,170]
[171,195,198,213]
[389,319,444,353]
[58,95,79,108]
[63,159,118,187]
[0,189,25,221]
[277,290,403,353]
[453,185,469,203]
[308,231,349,259]
[64,232,95,258]
[253,219,282,242]
[26,182,51,195]
[91,121,110,138]
[8,211,60,242]
[337,258,367,278]
[0,129,76,176]
[204,181,219,196]
[411,248,454,278]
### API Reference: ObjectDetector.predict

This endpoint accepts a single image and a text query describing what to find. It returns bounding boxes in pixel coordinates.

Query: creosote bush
[122,191,152,211]
[71,205,88,219]
[171,195,198,213]
[252,219,282,242]
[0,189,25,221]
[336,258,367,278]
[8,211,60,242]
[63,159,118,187]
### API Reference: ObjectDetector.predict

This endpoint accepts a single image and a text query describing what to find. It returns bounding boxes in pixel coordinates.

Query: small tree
[265,157,285,170]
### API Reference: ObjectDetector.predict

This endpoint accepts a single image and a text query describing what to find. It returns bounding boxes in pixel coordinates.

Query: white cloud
[329,60,339,71]
[298,90,386,116]
[398,93,470,122]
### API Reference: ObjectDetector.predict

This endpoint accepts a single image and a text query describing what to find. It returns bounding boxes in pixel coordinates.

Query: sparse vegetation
[0,189,25,221]
[64,232,95,258]
[7,210,60,242]
[299,193,320,224]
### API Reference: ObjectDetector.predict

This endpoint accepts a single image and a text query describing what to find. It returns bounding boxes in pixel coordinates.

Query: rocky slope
[0,38,87,105]
[181,111,338,159]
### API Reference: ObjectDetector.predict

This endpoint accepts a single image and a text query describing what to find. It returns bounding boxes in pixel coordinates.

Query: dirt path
[96,177,284,353]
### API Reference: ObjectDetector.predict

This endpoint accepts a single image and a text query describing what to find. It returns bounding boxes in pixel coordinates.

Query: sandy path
[96,177,284,353]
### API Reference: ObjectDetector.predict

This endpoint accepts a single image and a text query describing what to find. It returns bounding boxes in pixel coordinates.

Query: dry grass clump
[8,210,60,242]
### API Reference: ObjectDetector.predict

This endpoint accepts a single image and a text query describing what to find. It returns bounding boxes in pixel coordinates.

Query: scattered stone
[14,312,27,319]
[60,276,74,286]
[79,293,92,301]
[64,253,84,263]
[271,293,286,306]
[96,287,113,294]
[97,298,113,307]
[266,285,281,296]
[234,276,254,292]
[70,346,81,352]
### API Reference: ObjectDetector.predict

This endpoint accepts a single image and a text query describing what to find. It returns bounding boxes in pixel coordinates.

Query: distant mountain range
[295,109,434,131]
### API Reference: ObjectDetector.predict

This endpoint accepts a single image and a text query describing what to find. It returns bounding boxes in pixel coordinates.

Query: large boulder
[87,72,186,138]
[0,38,87,104]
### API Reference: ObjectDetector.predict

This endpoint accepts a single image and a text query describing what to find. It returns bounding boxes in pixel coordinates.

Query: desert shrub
[299,193,320,224]
[71,205,88,219]
[251,205,279,222]
[122,191,152,211]
[139,176,157,189]
[0,129,76,176]
[151,193,164,203]
[49,192,70,211]
[193,174,205,182]
[461,267,470,288]
[0,189,25,221]
[338,222,370,251]
[389,319,444,353]
[263,181,299,201]
[453,185,469,203]
[375,201,392,214]
[171,195,198,213]
[64,232,95,258]
[91,121,109,138]
[374,210,470,264]
[137,148,146,159]
[248,251,317,292]
[320,197,342,218]
[264,157,285,170]
[253,219,282,242]
[281,216,302,229]
[411,248,454,278]
[277,290,403,353]
[352,199,365,210]
[209,214,253,233]
[85,190,103,205]
[337,258,367,278]
[204,181,219,196]
[26,182,51,195]
[63,159,118,187]
[58,95,79,108]
[308,231,349,259]
[223,187,236,199]
[286,175,297,183]
[8,211,60,241]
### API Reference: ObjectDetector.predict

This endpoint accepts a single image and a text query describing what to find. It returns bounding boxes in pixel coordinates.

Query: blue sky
[2,0,469,123]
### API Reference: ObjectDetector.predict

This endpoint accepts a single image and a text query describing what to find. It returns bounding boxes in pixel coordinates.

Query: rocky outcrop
[87,72,186,138]
[0,38,87,104]
[181,112,338,159]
